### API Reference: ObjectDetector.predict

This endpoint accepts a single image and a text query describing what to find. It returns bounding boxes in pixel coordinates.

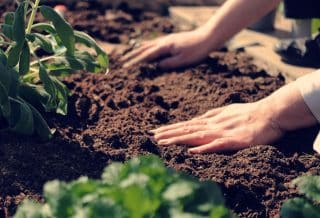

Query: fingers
[154,125,205,141]
[123,43,172,68]
[157,131,217,147]
[188,138,246,154]
[120,43,152,63]
[196,107,226,119]
[151,119,207,135]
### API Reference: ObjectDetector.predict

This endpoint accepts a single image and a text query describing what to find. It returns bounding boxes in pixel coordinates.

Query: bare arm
[201,0,281,49]
[151,73,318,154]
[122,0,281,69]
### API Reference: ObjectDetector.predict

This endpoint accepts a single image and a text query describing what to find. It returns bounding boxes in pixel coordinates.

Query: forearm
[199,0,281,49]
[262,73,320,132]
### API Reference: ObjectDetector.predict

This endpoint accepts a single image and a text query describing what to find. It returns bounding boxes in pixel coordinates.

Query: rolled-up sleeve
[295,70,320,153]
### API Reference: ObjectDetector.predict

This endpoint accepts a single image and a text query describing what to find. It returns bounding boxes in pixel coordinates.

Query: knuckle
[197,131,207,140]
[183,126,192,134]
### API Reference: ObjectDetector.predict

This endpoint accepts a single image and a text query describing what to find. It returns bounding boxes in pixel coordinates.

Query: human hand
[120,29,213,69]
[151,101,284,154]
[151,83,318,154]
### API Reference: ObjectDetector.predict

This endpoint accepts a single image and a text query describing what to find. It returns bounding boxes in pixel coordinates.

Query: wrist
[194,25,220,52]
[262,83,318,132]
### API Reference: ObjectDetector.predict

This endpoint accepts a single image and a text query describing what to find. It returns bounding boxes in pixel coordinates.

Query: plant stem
[30,55,58,66]
[26,0,40,34]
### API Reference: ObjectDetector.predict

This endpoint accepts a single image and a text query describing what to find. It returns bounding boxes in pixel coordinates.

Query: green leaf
[51,76,68,115]
[44,180,74,218]
[121,185,154,218]
[30,33,54,53]
[45,54,105,75]
[1,24,13,40]
[102,163,123,185]
[19,41,30,75]
[25,34,36,42]
[40,6,75,55]
[14,200,44,218]
[19,83,50,110]
[169,209,206,218]
[4,12,15,25]
[0,81,11,119]
[13,2,26,44]
[210,205,236,218]
[7,42,24,67]
[87,198,126,218]
[31,23,56,34]
[0,62,11,92]
[163,181,197,201]
[68,177,99,198]
[0,49,7,66]
[74,51,104,73]
[39,65,68,115]
[74,31,109,69]
[7,68,20,97]
[28,103,53,141]
[9,98,34,135]
[281,198,320,218]
[293,176,320,202]
[0,63,19,98]
[0,35,4,44]
[39,64,57,110]
[50,55,85,71]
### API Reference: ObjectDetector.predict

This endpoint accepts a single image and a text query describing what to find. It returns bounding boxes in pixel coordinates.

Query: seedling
[15,155,236,218]
[0,0,108,140]
[281,175,320,218]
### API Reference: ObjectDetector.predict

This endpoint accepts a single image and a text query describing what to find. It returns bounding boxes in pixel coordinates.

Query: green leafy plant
[15,155,235,218]
[0,0,108,140]
[281,175,320,218]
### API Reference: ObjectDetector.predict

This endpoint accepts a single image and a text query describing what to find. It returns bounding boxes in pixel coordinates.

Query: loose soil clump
[1,51,319,218]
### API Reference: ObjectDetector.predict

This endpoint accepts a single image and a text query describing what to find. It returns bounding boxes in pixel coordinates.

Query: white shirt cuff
[295,70,320,153]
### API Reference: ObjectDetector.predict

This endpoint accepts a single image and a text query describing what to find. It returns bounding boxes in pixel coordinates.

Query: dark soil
[1,51,319,218]
[1,2,320,218]
[63,2,174,44]
[0,1,174,45]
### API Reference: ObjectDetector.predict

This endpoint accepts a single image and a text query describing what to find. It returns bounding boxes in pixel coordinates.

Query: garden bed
[1,2,320,218]
[1,51,320,218]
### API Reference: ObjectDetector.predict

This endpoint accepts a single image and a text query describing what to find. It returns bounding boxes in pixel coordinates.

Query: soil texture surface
[1,51,319,218]
[1,2,320,218]
[1,1,175,45]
